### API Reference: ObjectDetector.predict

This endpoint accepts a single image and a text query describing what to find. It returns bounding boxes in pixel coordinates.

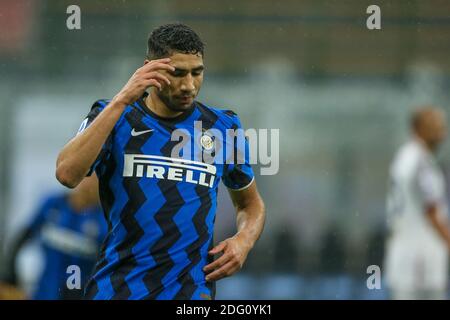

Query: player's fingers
[148,57,171,64]
[143,79,162,91]
[141,58,171,70]
[203,252,231,273]
[144,62,175,73]
[143,72,171,86]
[209,241,227,255]
[205,261,239,282]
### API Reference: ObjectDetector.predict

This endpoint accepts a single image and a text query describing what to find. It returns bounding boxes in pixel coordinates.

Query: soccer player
[2,175,107,299]
[385,106,450,299]
[55,23,266,300]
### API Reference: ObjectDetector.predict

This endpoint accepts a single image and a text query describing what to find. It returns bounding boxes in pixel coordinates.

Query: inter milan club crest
[200,133,214,151]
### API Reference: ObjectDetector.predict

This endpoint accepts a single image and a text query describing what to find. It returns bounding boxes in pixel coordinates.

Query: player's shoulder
[90,98,111,111]
[195,101,241,128]
[90,98,142,114]
[88,98,139,125]
[86,99,112,120]
[391,141,424,177]
[400,141,428,164]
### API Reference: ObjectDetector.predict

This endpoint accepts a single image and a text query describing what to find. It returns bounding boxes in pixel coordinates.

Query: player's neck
[414,135,435,154]
[145,90,184,119]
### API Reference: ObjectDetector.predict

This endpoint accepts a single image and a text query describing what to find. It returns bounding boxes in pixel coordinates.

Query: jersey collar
[136,91,197,124]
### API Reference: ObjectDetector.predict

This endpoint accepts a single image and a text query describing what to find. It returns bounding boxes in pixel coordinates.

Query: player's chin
[173,100,194,111]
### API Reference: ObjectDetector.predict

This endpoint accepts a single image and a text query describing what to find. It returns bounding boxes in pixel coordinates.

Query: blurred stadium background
[1,0,450,299]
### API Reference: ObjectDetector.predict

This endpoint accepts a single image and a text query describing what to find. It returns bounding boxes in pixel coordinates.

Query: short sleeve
[222,113,255,190]
[76,100,112,176]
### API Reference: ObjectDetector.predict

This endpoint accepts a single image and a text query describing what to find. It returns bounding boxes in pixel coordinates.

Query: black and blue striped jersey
[82,92,254,300]
[23,193,106,299]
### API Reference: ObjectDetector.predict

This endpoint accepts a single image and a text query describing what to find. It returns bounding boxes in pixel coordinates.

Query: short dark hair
[147,23,204,59]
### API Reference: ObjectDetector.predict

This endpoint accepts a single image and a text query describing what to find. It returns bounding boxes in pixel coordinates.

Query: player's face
[423,111,447,150]
[430,113,447,147]
[155,52,204,112]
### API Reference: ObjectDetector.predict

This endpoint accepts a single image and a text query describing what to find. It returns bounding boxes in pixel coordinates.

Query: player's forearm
[234,198,265,250]
[56,99,126,188]
[431,219,450,247]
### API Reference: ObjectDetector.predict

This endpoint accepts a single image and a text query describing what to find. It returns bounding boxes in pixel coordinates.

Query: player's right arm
[417,162,450,250]
[426,204,450,250]
[56,58,174,188]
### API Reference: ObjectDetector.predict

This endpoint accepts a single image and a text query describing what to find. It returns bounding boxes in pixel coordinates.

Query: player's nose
[180,74,195,92]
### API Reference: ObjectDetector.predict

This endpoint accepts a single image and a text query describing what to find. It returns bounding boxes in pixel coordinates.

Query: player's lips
[177,95,194,103]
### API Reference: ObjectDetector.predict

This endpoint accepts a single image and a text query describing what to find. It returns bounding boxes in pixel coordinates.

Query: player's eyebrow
[173,65,204,73]
[192,65,204,72]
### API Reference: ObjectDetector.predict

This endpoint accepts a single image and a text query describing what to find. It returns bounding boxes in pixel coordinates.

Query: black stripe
[95,143,116,270]
[109,109,153,299]
[174,105,218,299]
[83,279,98,300]
[143,121,184,299]
[174,184,213,299]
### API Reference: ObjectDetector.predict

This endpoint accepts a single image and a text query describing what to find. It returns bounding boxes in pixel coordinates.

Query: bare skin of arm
[203,181,265,281]
[426,204,450,249]
[56,58,174,188]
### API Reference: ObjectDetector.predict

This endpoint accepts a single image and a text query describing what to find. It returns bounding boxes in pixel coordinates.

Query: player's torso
[101,101,229,229]
[387,141,447,242]
[112,102,227,190]
[40,198,104,259]
[36,197,105,299]
[91,101,237,299]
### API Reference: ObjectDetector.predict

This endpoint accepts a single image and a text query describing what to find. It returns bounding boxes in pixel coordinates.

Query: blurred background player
[0,175,107,300]
[385,106,450,300]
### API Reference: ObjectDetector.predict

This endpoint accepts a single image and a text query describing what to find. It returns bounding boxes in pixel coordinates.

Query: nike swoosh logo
[131,128,154,136]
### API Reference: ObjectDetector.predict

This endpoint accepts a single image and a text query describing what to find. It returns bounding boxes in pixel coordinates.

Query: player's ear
[143,59,151,65]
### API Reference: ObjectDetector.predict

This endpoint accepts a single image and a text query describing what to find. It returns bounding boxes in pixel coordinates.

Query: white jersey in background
[385,139,448,294]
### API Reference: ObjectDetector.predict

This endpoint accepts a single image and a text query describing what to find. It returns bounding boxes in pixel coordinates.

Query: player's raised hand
[113,58,175,105]
[203,234,252,282]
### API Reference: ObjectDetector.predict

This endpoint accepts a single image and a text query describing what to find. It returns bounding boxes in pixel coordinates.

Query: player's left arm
[204,181,265,282]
